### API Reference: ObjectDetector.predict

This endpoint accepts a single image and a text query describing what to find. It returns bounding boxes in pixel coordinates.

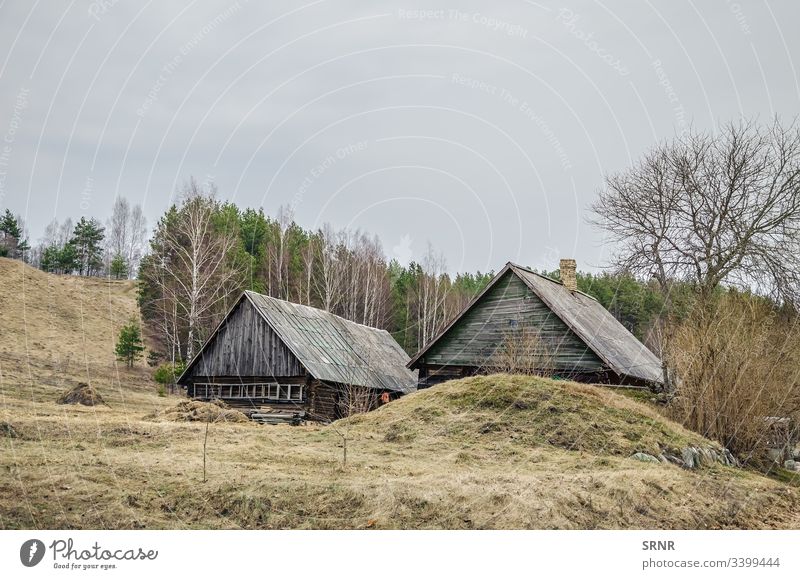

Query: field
[1,257,799,529]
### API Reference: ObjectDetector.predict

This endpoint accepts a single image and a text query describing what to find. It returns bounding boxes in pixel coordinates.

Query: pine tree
[40,245,60,273]
[70,217,105,276]
[58,243,79,274]
[110,253,128,279]
[0,209,29,259]
[115,321,145,368]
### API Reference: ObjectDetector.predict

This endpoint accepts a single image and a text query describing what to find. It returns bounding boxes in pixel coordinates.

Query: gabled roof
[408,262,663,385]
[181,291,417,393]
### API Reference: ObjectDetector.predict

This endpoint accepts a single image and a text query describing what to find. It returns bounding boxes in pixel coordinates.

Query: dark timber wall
[184,298,305,381]
[419,271,605,379]
[308,381,385,422]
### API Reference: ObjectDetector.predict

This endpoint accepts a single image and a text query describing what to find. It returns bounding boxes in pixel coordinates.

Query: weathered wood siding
[307,380,385,422]
[308,380,337,422]
[185,299,305,380]
[420,271,605,375]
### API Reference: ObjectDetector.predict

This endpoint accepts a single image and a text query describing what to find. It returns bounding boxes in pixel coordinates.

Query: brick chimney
[560,259,577,292]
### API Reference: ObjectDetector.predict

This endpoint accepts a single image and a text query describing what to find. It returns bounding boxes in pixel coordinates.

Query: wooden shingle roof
[242,291,416,392]
[408,262,664,385]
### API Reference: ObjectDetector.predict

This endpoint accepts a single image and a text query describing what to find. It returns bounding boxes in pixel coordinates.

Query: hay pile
[0,421,19,438]
[57,383,105,406]
[156,399,249,423]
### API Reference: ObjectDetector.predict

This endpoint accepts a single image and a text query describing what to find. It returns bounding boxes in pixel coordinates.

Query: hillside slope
[0,257,158,411]
[0,257,139,364]
[0,259,798,529]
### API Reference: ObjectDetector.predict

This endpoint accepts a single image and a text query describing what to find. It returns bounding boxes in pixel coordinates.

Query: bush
[153,361,186,385]
[666,292,800,462]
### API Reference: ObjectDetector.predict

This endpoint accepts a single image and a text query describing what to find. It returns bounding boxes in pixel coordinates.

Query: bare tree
[105,197,148,278]
[269,205,294,299]
[107,197,131,259]
[592,119,800,388]
[315,223,345,313]
[301,238,315,306]
[40,217,73,250]
[592,119,800,305]
[418,242,448,347]
[128,204,148,276]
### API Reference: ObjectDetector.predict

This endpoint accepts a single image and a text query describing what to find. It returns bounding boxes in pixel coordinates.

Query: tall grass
[666,293,800,462]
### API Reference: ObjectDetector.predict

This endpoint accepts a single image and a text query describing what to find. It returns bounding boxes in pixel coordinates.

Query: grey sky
[0,1,798,274]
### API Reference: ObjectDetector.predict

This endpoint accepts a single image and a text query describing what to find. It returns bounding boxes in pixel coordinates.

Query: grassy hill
[1,258,798,529]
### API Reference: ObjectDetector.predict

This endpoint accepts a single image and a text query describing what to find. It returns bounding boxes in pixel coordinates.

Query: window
[195,382,303,401]
[266,383,303,402]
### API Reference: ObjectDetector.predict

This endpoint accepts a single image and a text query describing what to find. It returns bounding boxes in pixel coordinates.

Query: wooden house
[178,290,417,422]
[408,260,664,389]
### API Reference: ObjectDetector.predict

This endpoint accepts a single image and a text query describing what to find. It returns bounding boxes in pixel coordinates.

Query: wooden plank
[422,271,605,373]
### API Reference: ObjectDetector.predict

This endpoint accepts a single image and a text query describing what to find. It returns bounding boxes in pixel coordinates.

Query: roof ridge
[244,289,390,332]
[507,262,598,302]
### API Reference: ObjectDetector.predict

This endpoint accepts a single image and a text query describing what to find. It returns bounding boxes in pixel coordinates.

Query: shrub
[153,361,186,385]
[666,292,800,462]
[486,325,554,377]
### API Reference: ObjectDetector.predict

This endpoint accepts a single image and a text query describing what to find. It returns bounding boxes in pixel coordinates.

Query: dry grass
[1,258,799,529]
[149,399,249,423]
[0,257,140,366]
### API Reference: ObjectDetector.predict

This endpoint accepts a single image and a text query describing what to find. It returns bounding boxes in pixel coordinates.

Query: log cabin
[408,260,664,389]
[178,290,417,422]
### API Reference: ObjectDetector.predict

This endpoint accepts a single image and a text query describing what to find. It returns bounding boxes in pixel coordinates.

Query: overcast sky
[0,1,798,274]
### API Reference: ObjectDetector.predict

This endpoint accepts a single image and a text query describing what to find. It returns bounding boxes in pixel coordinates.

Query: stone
[631,452,660,464]
[697,448,716,467]
[767,448,784,463]
[784,460,798,471]
[663,453,685,467]
[681,447,700,469]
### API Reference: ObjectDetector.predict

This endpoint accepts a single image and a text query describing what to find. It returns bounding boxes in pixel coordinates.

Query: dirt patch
[57,383,106,406]
[153,399,250,423]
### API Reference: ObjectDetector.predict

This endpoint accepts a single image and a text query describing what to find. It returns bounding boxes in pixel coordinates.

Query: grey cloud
[0,0,798,273]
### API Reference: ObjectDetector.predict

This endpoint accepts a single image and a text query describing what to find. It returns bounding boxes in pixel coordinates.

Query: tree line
[2,181,679,365]
[6,197,149,280]
[136,179,497,364]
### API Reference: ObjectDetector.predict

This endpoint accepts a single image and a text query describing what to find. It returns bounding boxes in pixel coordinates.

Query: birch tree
[139,179,243,360]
